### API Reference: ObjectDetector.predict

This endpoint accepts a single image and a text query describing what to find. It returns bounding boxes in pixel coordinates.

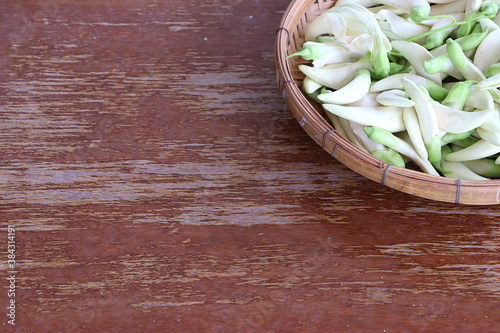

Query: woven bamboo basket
[274,0,500,205]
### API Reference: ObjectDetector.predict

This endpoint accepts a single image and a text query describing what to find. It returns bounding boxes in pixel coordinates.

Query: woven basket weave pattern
[275,0,500,205]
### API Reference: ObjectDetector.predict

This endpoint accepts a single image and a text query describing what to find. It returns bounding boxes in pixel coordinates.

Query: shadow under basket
[274,0,500,205]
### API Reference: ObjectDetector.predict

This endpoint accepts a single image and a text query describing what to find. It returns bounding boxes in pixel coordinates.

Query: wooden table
[1,0,500,332]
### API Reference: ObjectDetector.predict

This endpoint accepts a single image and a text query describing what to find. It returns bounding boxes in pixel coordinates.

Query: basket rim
[274,0,500,205]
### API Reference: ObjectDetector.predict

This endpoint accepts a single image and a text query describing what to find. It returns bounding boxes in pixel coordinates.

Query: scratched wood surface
[1,0,500,332]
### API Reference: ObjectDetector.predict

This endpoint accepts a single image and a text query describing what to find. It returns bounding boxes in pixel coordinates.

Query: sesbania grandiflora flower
[298,58,372,90]
[474,29,500,72]
[376,9,430,41]
[446,38,485,81]
[432,102,494,133]
[391,40,442,85]
[464,157,500,177]
[401,77,442,167]
[317,69,372,104]
[304,3,391,77]
[440,145,489,180]
[363,126,439,175]
[445,139,500,162]
[322,103,405,132]
[287,40,366,68]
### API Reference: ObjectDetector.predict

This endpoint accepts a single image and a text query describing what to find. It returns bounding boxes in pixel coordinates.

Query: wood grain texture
[1,0,500,332]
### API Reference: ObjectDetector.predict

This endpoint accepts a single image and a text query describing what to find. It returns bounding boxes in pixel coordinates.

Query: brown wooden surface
[1,0,500,332]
